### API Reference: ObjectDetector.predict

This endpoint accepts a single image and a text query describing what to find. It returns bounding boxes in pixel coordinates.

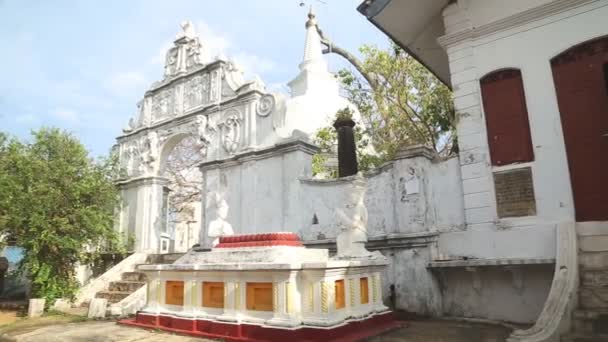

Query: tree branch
[316,25,379,91]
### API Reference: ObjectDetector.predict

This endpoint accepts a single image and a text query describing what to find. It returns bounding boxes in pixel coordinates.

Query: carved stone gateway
[115,21,281,253]
[115,13,362,255]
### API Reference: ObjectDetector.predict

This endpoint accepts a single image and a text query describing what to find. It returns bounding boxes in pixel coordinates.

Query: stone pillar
[333,118,358,177]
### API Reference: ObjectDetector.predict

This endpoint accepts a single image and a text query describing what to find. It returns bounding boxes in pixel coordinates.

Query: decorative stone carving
[185,37,204,69]
[185,75,202,110]
[256,94,275,117]
[222,61,245,91]
[193,115,215,157]
[210,69,220,103]
[335,173,377,259]
[123,118,135,133]
[121,139,141,177]
[207,193,234,246]
[219,110,242,153]
[140,97,152,126]
[139,131,159,175]
[151,89,174,121]
[164,47,179,77]
[164,21,206,79]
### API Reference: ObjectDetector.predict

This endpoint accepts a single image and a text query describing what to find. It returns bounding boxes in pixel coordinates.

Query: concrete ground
[0,319,512,342]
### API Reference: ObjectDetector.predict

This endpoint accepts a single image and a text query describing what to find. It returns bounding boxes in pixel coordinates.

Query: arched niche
[157,133,206,252]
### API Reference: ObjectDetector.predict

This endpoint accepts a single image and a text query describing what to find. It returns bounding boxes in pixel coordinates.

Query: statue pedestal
[119,232,400,341]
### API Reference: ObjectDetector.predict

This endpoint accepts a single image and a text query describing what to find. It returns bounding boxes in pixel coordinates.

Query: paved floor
[367,319,511,342]
[5,321,212,342]
[3,319,512,342]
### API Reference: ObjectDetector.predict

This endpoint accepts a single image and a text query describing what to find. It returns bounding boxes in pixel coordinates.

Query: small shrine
[120,227,397,341]
[116,9,399,341]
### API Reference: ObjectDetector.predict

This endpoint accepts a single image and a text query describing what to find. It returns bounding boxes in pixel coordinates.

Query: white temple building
[75,2,608,341]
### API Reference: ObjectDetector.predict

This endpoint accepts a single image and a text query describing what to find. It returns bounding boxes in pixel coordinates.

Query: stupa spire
[299,6,327,72]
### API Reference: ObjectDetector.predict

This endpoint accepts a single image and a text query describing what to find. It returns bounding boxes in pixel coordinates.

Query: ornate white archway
[114,22,281,253]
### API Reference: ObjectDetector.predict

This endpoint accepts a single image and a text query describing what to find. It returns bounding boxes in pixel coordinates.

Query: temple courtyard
[0,318,511,342]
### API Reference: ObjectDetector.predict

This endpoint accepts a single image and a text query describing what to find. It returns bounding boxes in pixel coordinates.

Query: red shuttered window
[480,69,534,166]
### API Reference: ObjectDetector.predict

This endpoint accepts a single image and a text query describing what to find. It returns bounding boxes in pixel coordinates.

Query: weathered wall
[300,150,465,241]
[436,0,608,260]
[439,265,553,323]
[425,0,608,323]
[199,139,316,248]
[300,149,463,317]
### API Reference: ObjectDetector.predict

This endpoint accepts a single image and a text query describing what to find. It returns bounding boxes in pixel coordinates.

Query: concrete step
[145,253,185,264]
[108,281,146,292]
[580,252,608,269]
[95,291,132,304]
[581,268,608,288]
[572,310,608,335]
[579,236,608,253]
[121,272,146,282]
[580,287,608,309]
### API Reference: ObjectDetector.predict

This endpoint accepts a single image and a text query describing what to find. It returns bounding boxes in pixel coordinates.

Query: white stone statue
[207,193,234,246]
[334,173,376,259]
[138,131,159,175]
[178,20,197,39]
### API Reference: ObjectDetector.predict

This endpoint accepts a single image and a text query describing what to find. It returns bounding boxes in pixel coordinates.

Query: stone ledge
[427,258,555,269]
[199,136,319,170]
[394,145,437,161]
[304,231,439,251]
[115,175,169,188]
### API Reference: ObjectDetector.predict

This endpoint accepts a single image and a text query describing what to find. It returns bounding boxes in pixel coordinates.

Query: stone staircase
[95,271,146,304]
[92,253,184,306]
[563,223,608,342]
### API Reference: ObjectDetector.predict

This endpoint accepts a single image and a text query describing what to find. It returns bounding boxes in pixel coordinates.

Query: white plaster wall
[201,147,315,246]
[440,265,553,323]
[300,154,465,241]
[427,157,467,232]
[382,248,443,316]
[437,0,608,259]
[299,168,395,241]
[464,0,554,29]
[392,156,465,235]
[200,148,465,247]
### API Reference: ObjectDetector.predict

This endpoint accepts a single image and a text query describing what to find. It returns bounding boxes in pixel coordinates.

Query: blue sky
[0,0,388,156]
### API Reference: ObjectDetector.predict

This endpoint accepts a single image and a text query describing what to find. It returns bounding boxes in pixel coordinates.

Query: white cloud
[51,108,79,124]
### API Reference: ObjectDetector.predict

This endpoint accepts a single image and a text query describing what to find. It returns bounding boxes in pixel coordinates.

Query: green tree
[0,128,122,303]
[312,24,456,177]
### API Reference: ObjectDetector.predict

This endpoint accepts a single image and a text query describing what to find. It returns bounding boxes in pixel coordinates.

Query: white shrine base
[121,234,398,341]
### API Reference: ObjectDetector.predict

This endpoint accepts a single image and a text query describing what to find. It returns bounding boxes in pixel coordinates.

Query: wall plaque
[494,167,536,218]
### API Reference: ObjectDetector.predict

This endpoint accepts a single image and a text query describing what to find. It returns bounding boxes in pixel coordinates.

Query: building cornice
[438,0,597,48]
[116,175,169,188]
[145,60,224,94]
[199,136,319,171]
[116,89,264,142]
[303,231,440,252]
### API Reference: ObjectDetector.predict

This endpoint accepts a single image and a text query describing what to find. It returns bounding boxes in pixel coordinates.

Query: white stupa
[276,8,361,139]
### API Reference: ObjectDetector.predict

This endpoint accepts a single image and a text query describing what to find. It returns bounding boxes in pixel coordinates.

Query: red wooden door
[551,37,608,221]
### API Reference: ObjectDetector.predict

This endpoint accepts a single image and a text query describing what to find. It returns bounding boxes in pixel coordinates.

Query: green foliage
[335,107,354,121]
[313,44,455,177]
[0,128,122,303]
[339,43,455,158]
[312,109,383,178]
